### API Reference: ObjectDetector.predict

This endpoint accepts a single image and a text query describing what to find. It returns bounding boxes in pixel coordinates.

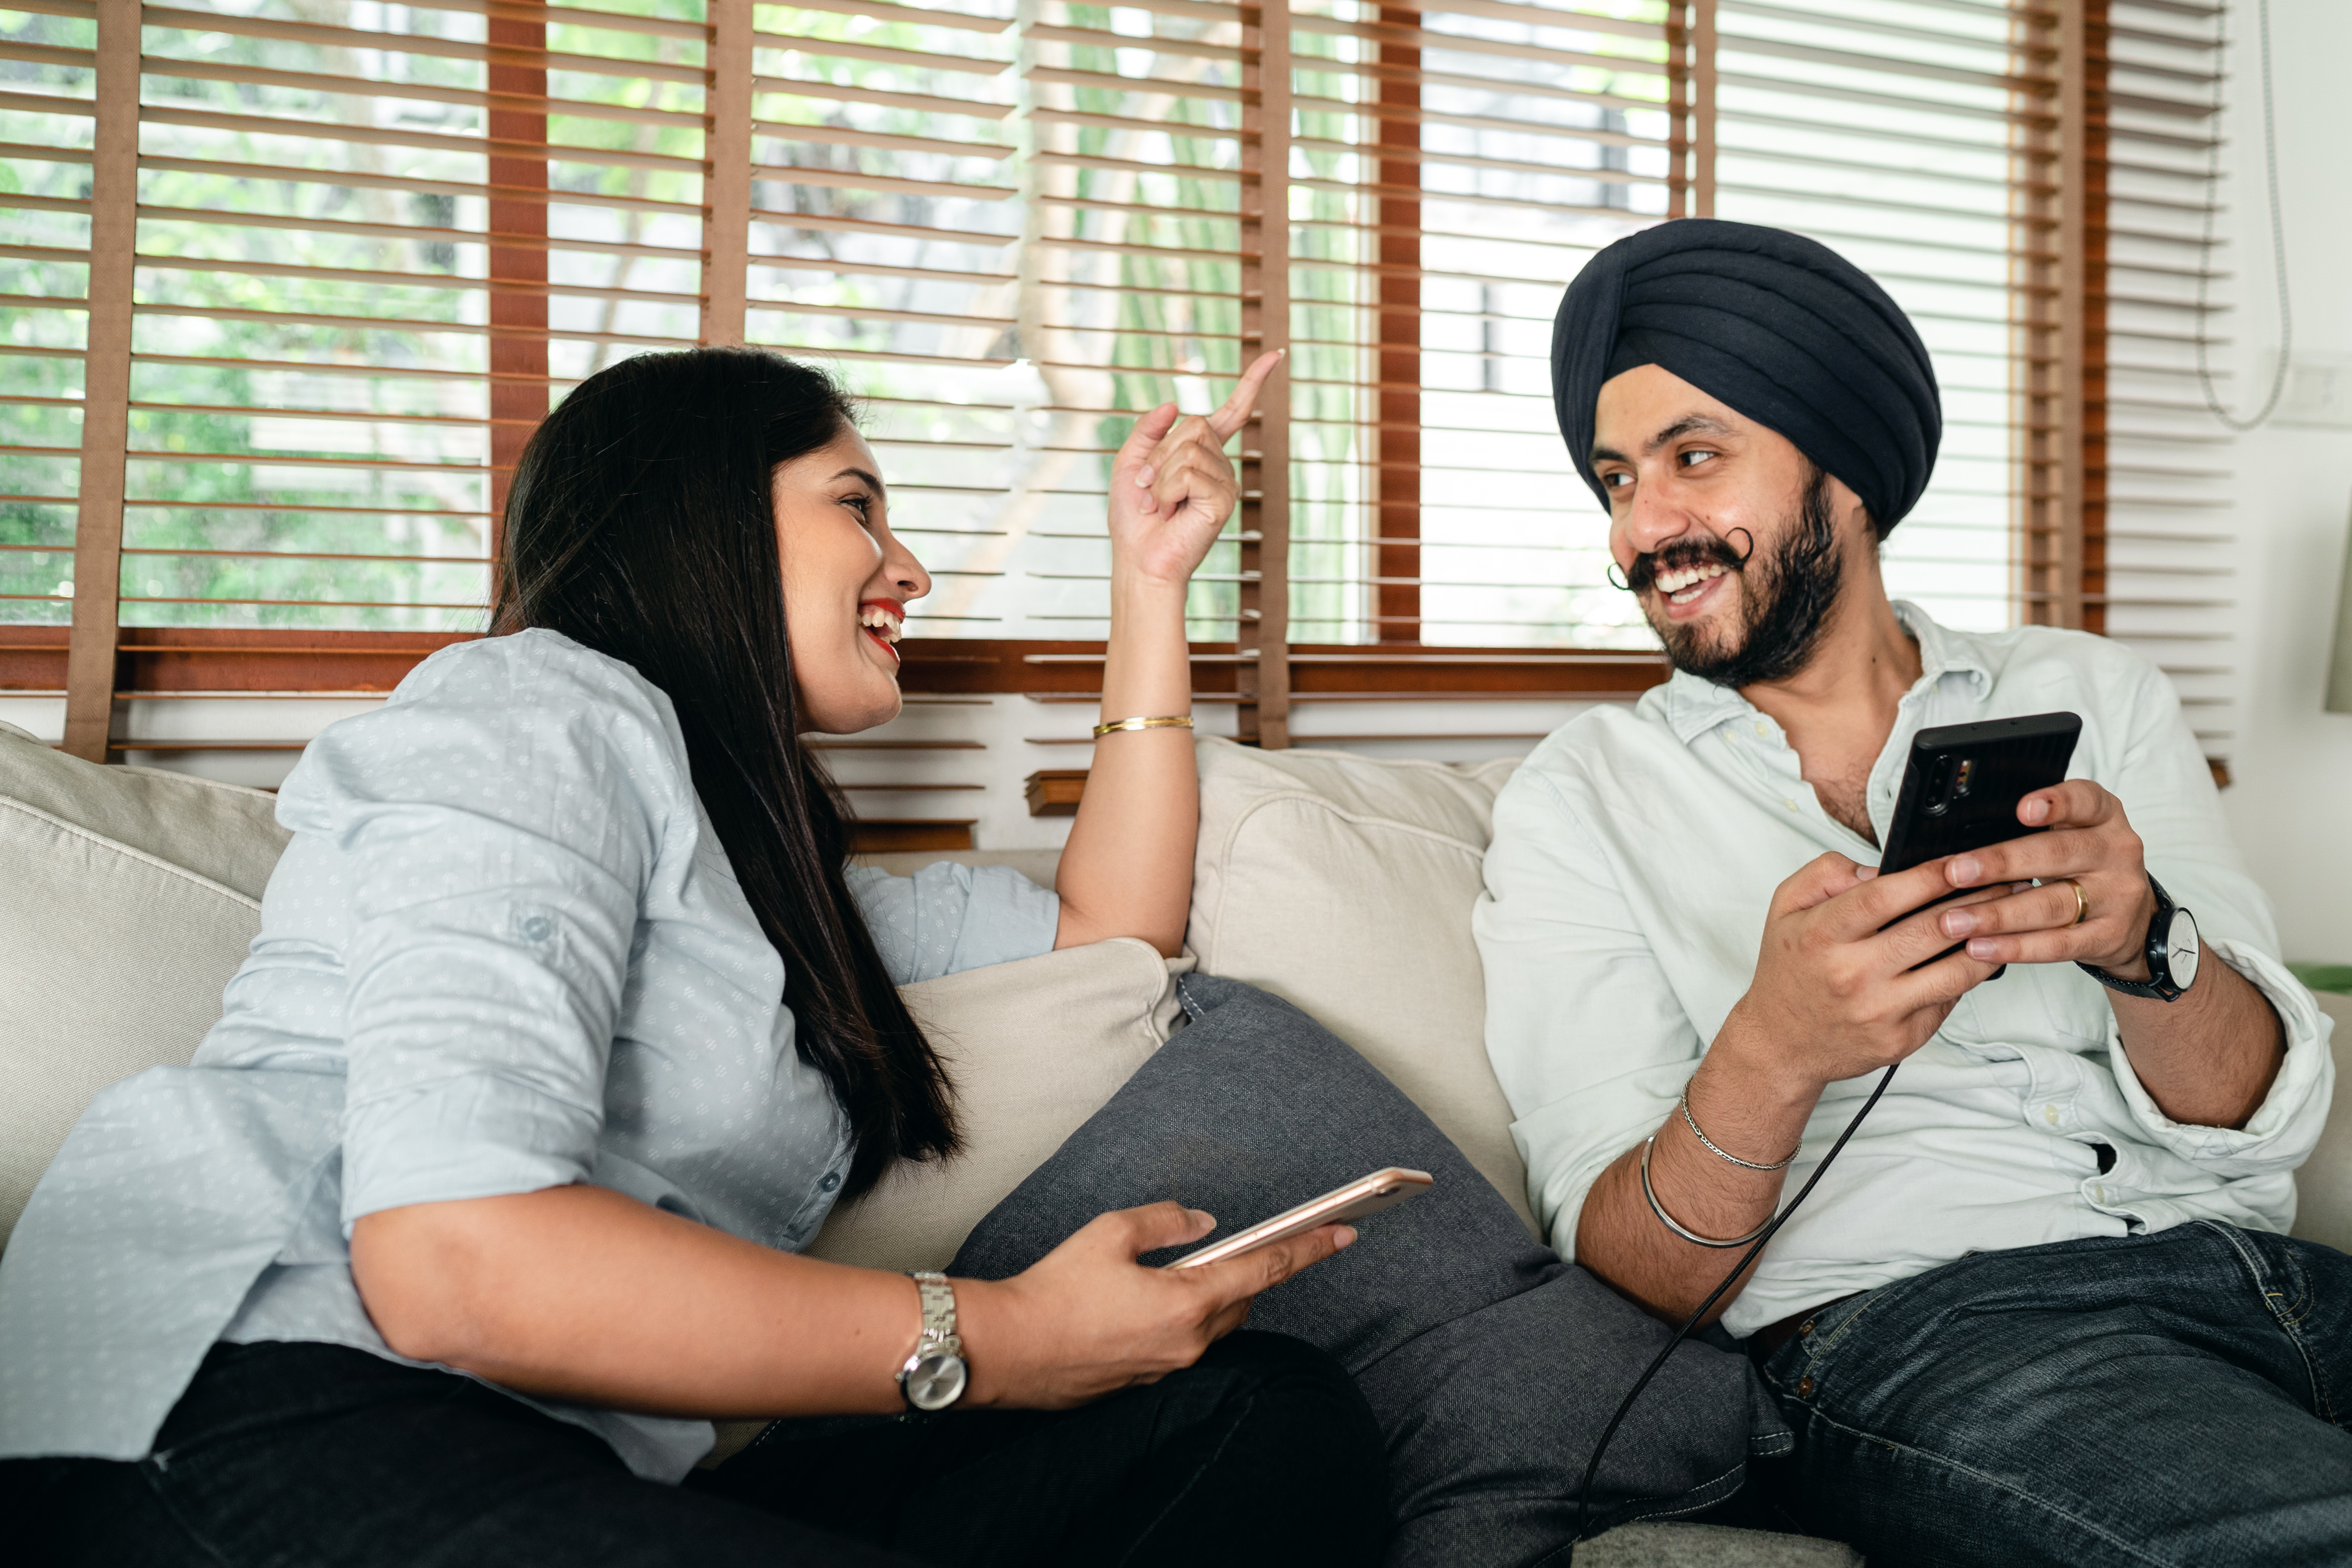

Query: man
[1477,219,2343,1563]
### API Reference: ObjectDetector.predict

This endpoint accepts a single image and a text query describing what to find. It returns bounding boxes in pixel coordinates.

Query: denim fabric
[4,1332,1385,1567]
[1754,1220,2352,1566]
[949,975,1788,1566]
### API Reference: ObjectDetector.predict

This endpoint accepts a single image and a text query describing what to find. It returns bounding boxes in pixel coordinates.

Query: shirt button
[521,916,553,942]
[1755,721,1769,736]
[1783,797,1799,811]
[818,1171,842,1192]
[1797,1376,1815,1397]
[2043,1105,2059,1125]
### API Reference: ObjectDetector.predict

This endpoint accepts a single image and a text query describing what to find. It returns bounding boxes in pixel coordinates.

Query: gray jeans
[949,975,1787,1567]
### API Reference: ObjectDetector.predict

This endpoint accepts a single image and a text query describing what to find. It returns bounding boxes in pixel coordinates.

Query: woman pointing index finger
[1052,348,1284,954]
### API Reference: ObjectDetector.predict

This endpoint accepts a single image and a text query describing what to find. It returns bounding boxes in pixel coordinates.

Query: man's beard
[1632,468,1845,689]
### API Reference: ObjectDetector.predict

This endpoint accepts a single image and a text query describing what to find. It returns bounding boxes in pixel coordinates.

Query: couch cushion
[0,723,292,1247]
[2292,990,2352,1254]
[1583,1522,1861,1567]
[0,721,288,899]
[1185,737,1535,1234]
[711,937,1183,1465]
[804,938,1186,1272]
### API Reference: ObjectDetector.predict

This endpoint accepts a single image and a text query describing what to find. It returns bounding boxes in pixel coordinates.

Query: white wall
[2212,0,2352,965]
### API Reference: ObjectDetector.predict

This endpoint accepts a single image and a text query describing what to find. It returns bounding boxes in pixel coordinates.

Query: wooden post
[1692,0,1716,219]
[1237,0,1291,747]
[2080,0,2109,636]
[1666,2,1689,219]
[2053,0,2086,630]
[703,0,753,346]
[1376,5,1419,645]
[2014,0,2106,633]
[63,0,139,762]
[487,2,549,573]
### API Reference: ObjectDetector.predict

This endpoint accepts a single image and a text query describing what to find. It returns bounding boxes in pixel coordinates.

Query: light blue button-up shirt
[0,630,1059,1480]
[1476,604,2333,1339]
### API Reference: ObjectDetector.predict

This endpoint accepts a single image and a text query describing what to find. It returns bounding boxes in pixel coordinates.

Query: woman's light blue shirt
[0,630,1060,1480]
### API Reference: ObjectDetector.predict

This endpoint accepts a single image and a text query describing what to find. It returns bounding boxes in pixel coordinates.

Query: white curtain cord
[2195,0,2294,433]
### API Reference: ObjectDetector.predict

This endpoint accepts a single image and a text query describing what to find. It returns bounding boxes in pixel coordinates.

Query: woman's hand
[1106,351,1283,588]
[952,1200,1353,1410]
[1053,353,1284,955]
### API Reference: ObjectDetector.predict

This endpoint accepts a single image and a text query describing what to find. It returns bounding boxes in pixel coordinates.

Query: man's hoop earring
[1724,527,1755,566]
[1606,563,1632,592]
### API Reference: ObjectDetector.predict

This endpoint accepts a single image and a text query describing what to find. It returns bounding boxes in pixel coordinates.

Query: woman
[0,347,1390,1566]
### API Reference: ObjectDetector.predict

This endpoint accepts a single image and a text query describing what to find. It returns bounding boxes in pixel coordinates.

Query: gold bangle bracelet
[1092,715,1195,738]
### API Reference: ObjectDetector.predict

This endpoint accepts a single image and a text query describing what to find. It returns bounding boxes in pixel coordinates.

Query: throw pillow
[0,724,290,1246]
[1185,737,1536,1234]
[708,937,1185,1464]
[804,938,1187,1272]
[2293,990,2352,1254]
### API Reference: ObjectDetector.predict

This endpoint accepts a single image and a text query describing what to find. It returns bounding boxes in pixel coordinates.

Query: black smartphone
[1880,711,2083,874]
[1879,712,2082,971]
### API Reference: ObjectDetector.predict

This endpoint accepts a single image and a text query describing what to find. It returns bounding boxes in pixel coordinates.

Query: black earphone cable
[1570,1062,1901,1553]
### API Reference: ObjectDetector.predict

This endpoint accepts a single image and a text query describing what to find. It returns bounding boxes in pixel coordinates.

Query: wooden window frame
[25,0,2122,755]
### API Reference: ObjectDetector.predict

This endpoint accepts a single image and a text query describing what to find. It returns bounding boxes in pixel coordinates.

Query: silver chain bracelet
[1640,1136,1776,1248]
[1679,1091,1799,1173]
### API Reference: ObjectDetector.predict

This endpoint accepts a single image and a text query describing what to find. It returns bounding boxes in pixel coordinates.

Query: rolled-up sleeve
[2098,661,2333,1173]
[274,639,677,1230]
[1475,765,1701,1261]
[847,861,1061,986]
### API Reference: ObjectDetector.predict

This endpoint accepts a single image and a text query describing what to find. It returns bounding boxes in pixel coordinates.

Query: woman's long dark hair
[494,347,955,1196]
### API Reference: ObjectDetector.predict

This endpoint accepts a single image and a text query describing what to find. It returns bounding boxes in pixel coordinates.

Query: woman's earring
[1724,528,1755,566]
[1606,563,1632,592]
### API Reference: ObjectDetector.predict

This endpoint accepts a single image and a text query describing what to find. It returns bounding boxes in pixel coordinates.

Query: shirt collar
[1651,598,1995,745]
[1894,600,1995,699]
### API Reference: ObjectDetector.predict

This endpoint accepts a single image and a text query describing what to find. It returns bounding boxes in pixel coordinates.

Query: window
[3,0,2220,829]
[2100,0,2237,774]
[1711,0,2031,635]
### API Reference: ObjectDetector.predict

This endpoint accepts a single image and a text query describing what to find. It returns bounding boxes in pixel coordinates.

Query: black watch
[2078,874,2200,1001]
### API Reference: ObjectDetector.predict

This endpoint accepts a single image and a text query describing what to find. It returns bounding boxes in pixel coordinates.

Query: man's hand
[1715,852,2011,1095]
[1930,781,2160,980]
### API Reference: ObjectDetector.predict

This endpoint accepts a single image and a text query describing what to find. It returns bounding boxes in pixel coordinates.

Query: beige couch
[5,720,2348,1566]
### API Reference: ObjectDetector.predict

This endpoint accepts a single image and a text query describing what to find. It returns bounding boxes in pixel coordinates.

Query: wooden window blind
[2098,0,2236,774]
[4,0,715,761]
[1709,0,2053,637]
[1,0,2220,798]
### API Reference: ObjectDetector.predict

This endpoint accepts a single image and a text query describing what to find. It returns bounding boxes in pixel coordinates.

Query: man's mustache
[1622,529,1756,594]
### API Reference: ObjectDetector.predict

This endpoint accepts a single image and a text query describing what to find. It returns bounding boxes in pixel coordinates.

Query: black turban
[1550,219,1941,533]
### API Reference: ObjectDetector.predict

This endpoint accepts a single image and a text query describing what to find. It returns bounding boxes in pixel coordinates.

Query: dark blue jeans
[1754,1221,2352,1566]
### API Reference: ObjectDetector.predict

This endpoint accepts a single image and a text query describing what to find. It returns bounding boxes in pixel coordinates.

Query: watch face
[905,1352,967,1412]
[2166,907,2200,990]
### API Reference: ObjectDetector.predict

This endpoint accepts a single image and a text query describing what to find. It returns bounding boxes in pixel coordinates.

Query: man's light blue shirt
[1476,604,2333,1339]
[0,630,1060,1480]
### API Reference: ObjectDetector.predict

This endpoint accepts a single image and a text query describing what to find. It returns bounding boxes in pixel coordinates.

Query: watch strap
[897,1271,967,1412]
[2077,874,2186,1001]
[908,1270,961,1361]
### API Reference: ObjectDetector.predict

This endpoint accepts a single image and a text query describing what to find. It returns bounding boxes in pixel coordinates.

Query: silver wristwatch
[897,1271,968,1413]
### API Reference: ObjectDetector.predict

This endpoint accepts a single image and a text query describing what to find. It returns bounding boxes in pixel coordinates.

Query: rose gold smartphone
[1167,1168,1433,1270]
